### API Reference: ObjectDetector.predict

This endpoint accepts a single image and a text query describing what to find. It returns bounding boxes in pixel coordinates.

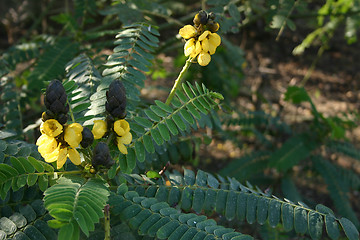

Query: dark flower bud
[105,80,127,119]
[208,12,216,20]
[57,113,68,125]
[193,10,208,26]
[206,20,219,33]
[92,142,114,168]
[44,80,69,115]
[80,127,94,148]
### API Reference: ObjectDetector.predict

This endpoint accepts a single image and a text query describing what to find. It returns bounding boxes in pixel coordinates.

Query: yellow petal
[68,148,81,165]
[209,43,217,55]
[92,120,107,139]
[117,140,128,155]
[201,38,209,53]
[64,123,83,148]
[208,33,221,47]
[37,135,58,156]
[43,144,61,163]
[114,119,130,136]
[119,132,132,145]
[56,148,68,169]
[40,119,63,137]
[197,52,211,66]
[179,25,196,39]
[198,30,210,41]
[195,40,202,55]
[184,38,196,57]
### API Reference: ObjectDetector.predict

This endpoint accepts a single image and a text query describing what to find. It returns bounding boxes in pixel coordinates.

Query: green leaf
[135,141,145,162]
[155,100,173,113]
[339,217,359,240]
[151,128,164,145]
[134,117,153,128]
[179,109,195,125]
[284,86,310,104]
[157,123,170,142]
[165,119,178,136]
[145,109,161,122]
[172,114,186,132]
[294,207,308,234]
[308,212,323,240]
[143,135,155,153]
[126,148,136,170]
[281,203,294,232]
[268,200,281,228]
[150,105,167,118]
[325,215,340,240]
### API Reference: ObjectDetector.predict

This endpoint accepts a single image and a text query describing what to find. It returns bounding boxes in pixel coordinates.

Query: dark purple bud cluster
[105,80,127,119]
[92,142,114,168]
[42,80,69,124]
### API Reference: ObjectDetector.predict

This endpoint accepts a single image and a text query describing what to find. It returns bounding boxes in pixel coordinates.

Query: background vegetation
[0,0,360,239]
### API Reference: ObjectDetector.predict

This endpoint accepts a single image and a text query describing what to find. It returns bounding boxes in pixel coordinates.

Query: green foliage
[44,176,110,238]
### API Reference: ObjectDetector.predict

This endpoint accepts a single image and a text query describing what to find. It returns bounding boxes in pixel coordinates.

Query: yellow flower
[92,120,107,139]
[114,119,130,136]
[117,132,132,155]
[56,147,81,169]
[201,38,209,52]
[179,25,197,39]
[198,30,210,41]
[208,32,221,50]
[36,134,58,161]
[114,119,132,154]
[40,119,63,137]
[64,123,83,148]
[198,51,211,66]
[184,38,196,57]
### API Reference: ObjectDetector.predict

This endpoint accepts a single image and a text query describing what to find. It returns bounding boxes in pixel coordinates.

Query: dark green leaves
[44,176,110,239]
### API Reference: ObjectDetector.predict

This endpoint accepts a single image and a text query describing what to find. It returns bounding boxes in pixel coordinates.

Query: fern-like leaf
[43,176,110,238]
[123,169,359,240]
[109,187,253,240]
[312,155,360,229]
[64,54,102,124]
[121,82,222,172]
[27,38,79,93]
[86,23,159,119]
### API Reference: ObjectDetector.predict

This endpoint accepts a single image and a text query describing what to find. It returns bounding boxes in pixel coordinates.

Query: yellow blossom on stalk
[64,123,83,148]
[40,119,63,137]
[179,13,221,66]
[92,120,107,139]
[114,119,132,154]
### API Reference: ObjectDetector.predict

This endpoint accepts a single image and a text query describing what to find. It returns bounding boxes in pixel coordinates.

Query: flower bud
[92,120,107,139]
[80,127,94,148]
[105,80,127,119]
[193,10,208,26]
[92,142,114,168]
[44,80,69,115]
[207,20,220,33]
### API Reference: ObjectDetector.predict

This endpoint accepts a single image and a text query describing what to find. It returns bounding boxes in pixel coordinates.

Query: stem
[165,57,193,105]
[67,99,76,123]
[104,204,111,240]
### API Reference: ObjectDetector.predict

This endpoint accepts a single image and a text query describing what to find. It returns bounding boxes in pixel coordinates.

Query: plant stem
[104,204,111,240]
[67,99,76,123]
[165,57,192,105]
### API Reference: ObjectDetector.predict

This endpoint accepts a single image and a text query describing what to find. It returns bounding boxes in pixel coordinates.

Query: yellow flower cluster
[91,119,132,155]
[36,119,83,169]
[179,12,221,66]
